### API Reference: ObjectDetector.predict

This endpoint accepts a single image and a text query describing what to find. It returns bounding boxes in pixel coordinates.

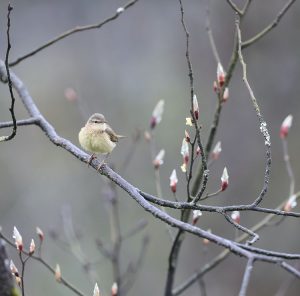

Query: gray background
[0,0,300,295]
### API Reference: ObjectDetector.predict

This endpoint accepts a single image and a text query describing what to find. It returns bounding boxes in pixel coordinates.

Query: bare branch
[0,4,17,143]
[236,17,272,208]
[9,0,139,67]
[226,0,243,16]
[0,117,39,129]
[242,0,296,49]
[239,258,254,296]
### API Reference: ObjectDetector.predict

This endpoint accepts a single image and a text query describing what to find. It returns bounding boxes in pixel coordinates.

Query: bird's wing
[105,127,119,143]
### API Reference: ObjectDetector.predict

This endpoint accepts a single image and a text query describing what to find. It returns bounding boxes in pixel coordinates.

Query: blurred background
[0,0,300,295]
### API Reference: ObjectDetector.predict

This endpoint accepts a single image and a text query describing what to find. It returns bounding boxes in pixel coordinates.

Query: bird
[78,113,125,170]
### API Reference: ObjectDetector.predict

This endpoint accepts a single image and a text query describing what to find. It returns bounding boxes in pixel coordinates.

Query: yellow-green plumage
[78,113,123,154]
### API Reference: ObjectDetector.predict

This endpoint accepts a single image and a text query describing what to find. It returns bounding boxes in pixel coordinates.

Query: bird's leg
[87,153,97,167]
[97,153,110,171]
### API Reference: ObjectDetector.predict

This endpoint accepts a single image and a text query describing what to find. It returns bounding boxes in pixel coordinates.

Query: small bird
[78,113,124,169]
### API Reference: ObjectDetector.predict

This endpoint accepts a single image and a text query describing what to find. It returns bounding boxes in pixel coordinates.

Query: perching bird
[78,113,124,169]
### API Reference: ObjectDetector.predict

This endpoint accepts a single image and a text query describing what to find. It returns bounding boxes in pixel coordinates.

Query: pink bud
[29,239,35,255]
[153,149,165,169]
[213,81,218,93]
[169,169,178,193]
[181,139,189,165]
[192,210,202,225]
[222,87,229,102]
[284,194,297,212]
[193,94,199,120]
[221,167,229,191]
[211,141,222,160]
[185,130,190,143]
[280,114,293,139]
[10,260,19,277]
[64,87,78,102]
[196,146,201,156]
[36,227,44,242]
[13,227,23,252]
[55,264,61,282]
[231,211,240,224]
[217,63,226,87]
[150,100,164,129]
[111,282,118,296]
[94,283,100,296]
[203,229,212,245]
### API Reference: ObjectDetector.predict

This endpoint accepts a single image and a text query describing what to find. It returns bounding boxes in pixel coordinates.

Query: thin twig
[236,16,272,208]
[226,0,243,16]
[282,138,295,196]
[0,4,17,143]
[9,0,140,67]
[0,117,39,129]
[239,258,254,296]
[205,1,220,64]
[242,0,296,49]
[0,231,86,296]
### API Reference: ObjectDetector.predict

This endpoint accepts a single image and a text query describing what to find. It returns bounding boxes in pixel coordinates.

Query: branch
[9,0,139,67]
[226,0,243,16]
[0,117,39,129]
[239,258,254,296]
[0,231,86,296]
[236,16,272,208]
[0,4,17,143]
[242,0,296,49]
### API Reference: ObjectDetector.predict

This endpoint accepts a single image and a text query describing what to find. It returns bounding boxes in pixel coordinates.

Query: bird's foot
[97,159,106,172]
[87,153,97,167]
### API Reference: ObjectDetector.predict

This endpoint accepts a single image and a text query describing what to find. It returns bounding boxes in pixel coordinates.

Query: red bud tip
[280,114,293,139]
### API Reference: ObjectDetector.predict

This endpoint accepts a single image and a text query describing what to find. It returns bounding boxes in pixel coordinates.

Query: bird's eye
[93,120,100,123]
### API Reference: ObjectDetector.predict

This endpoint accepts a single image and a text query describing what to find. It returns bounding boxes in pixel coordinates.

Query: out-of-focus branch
[0,231,86,296]
[282,138,295,196]
[242,0,296,49]
[9,0,139,67]
[0,239,15,296]
[239,258,254,296]
[1,4,17,143]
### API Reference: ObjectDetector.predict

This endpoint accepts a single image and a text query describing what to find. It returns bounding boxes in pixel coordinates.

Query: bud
[222,87,229,102]
[192,94,199,120]
[36,227,44,242]
[280,114,293,139]
[185,130,190,143]
[221,167,229,191]
[64,87,78,102]
[150,100,164,129]
[203,229,212,245]
[55,264,62,282]
[217,63,226,87]
[180,163,187,173]
[13,227,23,252]
[116,7,124,13]
[192,210,202,225]
[213,81,218,93]
[181,139,189,165]
[186,117,193,126]
[111,282,118,296]
[29,239,35,255]
[144,131,151,142]
[284,194,297,212]
[153,149,165,169]
[10,260,19,277]
[94,283,100,296]
[211,141,222,160]
[196,146,201,156]
[169,169,178,193]
[231,211,240,224]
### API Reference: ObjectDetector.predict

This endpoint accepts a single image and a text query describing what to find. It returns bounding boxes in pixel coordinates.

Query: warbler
[78,113,125,169]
